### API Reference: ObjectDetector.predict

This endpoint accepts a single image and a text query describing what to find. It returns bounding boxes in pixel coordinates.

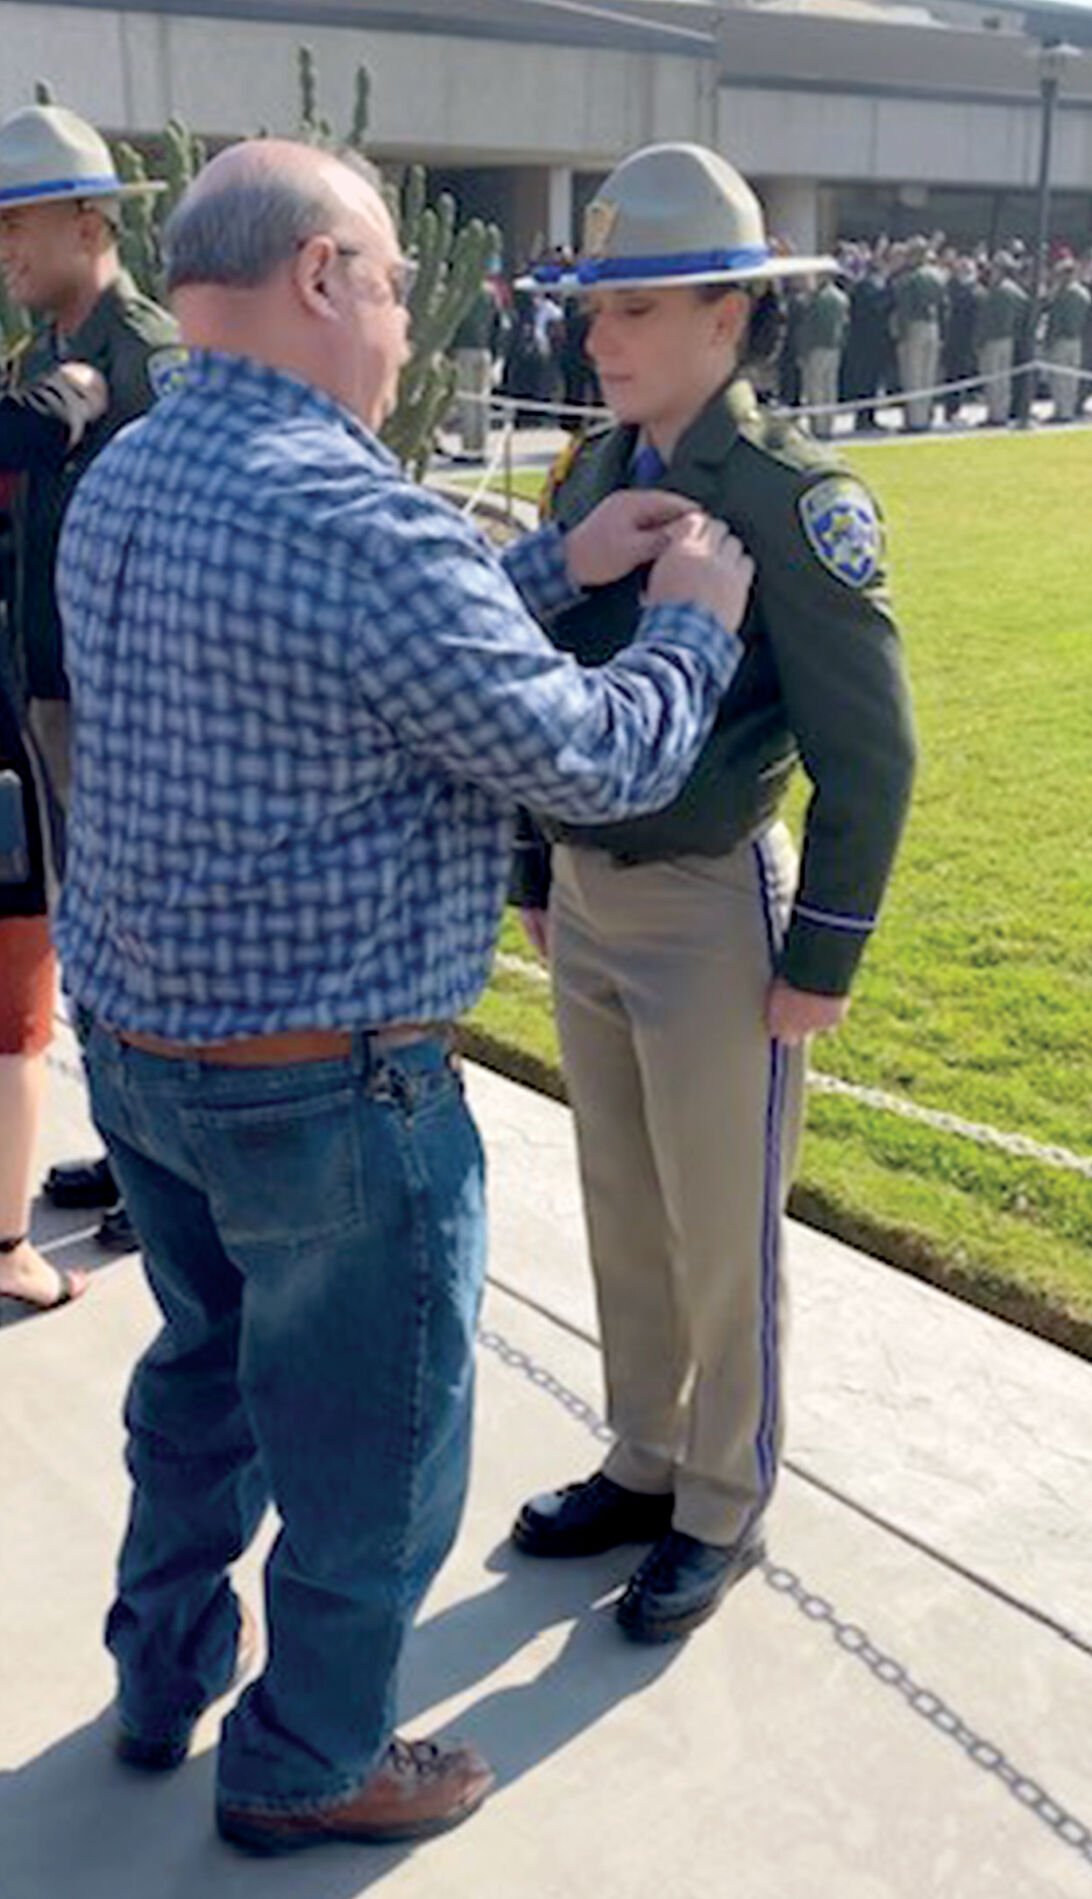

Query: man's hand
[519,906,550,962]
[765,979,849,1047]
[564,490,702,591]
[52,361,109,423]
[646,515,754,633]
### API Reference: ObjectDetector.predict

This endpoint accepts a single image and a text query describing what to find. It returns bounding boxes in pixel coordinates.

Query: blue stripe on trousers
[741,834,789,1534]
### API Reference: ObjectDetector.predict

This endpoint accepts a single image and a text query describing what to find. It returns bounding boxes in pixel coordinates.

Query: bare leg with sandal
[0,917,88,1313]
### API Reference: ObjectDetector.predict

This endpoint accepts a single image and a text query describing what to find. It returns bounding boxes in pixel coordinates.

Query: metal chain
[762,1566,1092,1866]
[478,1327,613,1445]
[493,953,1092,1180]
[40,1043,1092,1865]
[808,1071,1092,1180]
[477,1323,1092,1873]
[457,356,1092,426]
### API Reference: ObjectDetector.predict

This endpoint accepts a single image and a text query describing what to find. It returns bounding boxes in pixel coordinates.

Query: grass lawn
[458,431,1092,1352]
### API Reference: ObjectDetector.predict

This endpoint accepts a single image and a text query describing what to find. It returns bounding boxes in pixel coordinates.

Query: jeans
[83,1021,486,1812]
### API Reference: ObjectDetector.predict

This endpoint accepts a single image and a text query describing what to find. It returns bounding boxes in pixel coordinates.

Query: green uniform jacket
[974,280,1029,349]
[893,266,945,336]
[513,380,917,997]
[1045,281,1091,345]
[797,282,849,356]
[2,269,179,701]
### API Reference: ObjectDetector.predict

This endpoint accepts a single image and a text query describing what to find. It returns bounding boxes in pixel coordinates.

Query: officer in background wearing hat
[0,104,181,1244]
[1044,256,1090,424]
[891,236,946,433]
[510,143,916,1642]
[973,254,1029,429]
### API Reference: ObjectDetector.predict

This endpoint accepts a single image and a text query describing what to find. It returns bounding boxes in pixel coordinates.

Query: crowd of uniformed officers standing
[783,232,1092,437]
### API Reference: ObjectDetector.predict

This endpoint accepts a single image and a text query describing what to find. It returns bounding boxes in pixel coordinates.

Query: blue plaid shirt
[55,350,740,1040]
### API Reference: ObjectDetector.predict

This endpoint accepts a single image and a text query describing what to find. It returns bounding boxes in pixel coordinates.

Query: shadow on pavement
[403,1537,681,1788]
[0,1541,679,1899]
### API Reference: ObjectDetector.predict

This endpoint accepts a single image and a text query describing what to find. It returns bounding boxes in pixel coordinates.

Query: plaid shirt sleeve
[350,488,742,826]
[500,521,582,621]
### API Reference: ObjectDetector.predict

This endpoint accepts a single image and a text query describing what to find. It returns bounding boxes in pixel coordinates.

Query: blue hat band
[0,173,122,206]
[534,246,772,288]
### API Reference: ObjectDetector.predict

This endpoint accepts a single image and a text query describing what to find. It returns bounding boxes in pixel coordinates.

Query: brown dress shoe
[217,1734,495,1855]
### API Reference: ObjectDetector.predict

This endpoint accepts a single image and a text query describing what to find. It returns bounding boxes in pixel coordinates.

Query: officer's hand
[54,362,108,422]
[765,979,849,1046]
[520,906,551,962]
[646,515,754,633]
[564,490,701,590]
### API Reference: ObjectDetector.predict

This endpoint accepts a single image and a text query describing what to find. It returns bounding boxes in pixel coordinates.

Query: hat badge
[583,198,619,259]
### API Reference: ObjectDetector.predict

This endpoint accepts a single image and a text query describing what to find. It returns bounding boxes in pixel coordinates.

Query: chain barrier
[455,355,1092,430]
[492,953,1092,1181]
[38,1029,1092,1864]
[50,973,1092,1181]
[459,415,517,519]
[476,1320,1092,1872]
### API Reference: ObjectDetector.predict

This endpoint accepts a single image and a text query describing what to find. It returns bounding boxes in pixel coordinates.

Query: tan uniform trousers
[978,337,1014,426]
[801,347,841,440]
[454,347,493,457]
[1047,338,1082,423]
[897,321,940,431]
[550,827,807,1547]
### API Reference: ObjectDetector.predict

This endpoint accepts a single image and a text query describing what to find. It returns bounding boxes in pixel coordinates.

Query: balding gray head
[164,139,384,293]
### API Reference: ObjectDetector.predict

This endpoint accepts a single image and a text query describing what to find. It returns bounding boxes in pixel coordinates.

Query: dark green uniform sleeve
[98,310,181,436]
[0,368,102,471]
[758,470,917,996]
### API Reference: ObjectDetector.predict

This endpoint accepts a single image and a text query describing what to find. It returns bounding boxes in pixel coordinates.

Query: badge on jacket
[147,346,190,401]
[798,477,883,589]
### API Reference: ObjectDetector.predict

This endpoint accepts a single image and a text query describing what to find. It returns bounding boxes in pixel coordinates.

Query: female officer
[510,144,916,1641]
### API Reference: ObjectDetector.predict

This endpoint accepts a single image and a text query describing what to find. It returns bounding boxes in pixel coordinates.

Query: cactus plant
[289,51,500,473]
[385,172,498,475]
[112,140,163,291]
[2,56,498,472]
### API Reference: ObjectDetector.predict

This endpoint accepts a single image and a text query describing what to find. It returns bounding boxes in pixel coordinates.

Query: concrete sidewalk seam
[485,1271,1092,1669]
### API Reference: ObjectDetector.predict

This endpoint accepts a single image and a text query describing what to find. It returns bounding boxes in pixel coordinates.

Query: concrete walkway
[2,1021,1091,1897]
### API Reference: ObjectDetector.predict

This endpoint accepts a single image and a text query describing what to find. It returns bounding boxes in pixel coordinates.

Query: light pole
[1018,37,1080,425]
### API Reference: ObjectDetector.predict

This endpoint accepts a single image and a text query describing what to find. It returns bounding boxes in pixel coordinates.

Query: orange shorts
[0,916,56,1055]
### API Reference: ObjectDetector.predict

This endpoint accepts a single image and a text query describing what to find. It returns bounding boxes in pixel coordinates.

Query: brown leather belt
[113,1023,449,1067]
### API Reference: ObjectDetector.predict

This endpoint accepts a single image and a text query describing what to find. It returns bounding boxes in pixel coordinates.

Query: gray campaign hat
[0,105,166,212]
[534,143,834,293]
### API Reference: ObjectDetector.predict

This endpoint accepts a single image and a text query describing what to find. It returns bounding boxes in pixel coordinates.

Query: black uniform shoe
[96,1203,138,1251]
[616,1527,766,1643]
[511,1472,674,1558]
[42,1155,118,1209]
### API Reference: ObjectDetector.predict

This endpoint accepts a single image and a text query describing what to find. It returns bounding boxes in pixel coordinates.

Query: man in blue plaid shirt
[55,140,753,1855]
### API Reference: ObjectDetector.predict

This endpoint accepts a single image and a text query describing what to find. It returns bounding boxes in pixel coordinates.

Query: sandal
[0,1234,90,1314]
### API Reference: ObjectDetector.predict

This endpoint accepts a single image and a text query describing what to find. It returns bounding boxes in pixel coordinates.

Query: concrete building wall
[0,5,712,158]
[2,0,1090,257]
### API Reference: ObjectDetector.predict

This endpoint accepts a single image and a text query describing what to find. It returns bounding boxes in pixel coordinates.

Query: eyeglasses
[330,243,416,307]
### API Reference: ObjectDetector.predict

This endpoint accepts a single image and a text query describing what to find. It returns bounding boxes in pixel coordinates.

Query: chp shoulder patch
[147,345,190,401]
[798,476,883,590]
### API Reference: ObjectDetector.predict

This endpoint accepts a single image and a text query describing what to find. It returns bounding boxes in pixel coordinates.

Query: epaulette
[736,403,846,485]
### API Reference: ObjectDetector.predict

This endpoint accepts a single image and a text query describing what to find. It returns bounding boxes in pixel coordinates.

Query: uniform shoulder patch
[798,476,884,590]
[147,345,190,401]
